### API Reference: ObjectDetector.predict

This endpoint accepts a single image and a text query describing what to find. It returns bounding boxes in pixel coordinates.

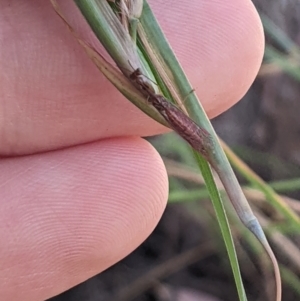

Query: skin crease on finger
[0,138,168,301]
[0,0,264,155]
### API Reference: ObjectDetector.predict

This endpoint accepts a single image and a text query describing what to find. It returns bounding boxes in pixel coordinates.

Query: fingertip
[151,0,264,117]
[0,138,168,300]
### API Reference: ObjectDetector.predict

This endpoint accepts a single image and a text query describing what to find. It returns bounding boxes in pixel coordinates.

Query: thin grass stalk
[52,1,283,300]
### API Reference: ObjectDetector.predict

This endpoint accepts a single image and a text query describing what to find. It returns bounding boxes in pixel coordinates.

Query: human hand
[0,0,264,300]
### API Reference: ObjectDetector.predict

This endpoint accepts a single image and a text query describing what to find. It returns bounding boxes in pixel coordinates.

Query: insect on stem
[129,68,213,160]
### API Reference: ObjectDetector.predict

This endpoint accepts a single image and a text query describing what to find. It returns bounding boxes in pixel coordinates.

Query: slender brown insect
[129,68,213,159]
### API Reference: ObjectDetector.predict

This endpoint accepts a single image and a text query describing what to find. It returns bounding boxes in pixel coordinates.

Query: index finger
[0,0,263,155]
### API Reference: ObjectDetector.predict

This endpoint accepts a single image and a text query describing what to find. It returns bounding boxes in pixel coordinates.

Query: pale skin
[0,0,264,300]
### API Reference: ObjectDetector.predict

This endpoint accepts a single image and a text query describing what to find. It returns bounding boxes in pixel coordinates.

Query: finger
[0,138,168,301]
[0,0,263,154]
[152,0,264,117]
